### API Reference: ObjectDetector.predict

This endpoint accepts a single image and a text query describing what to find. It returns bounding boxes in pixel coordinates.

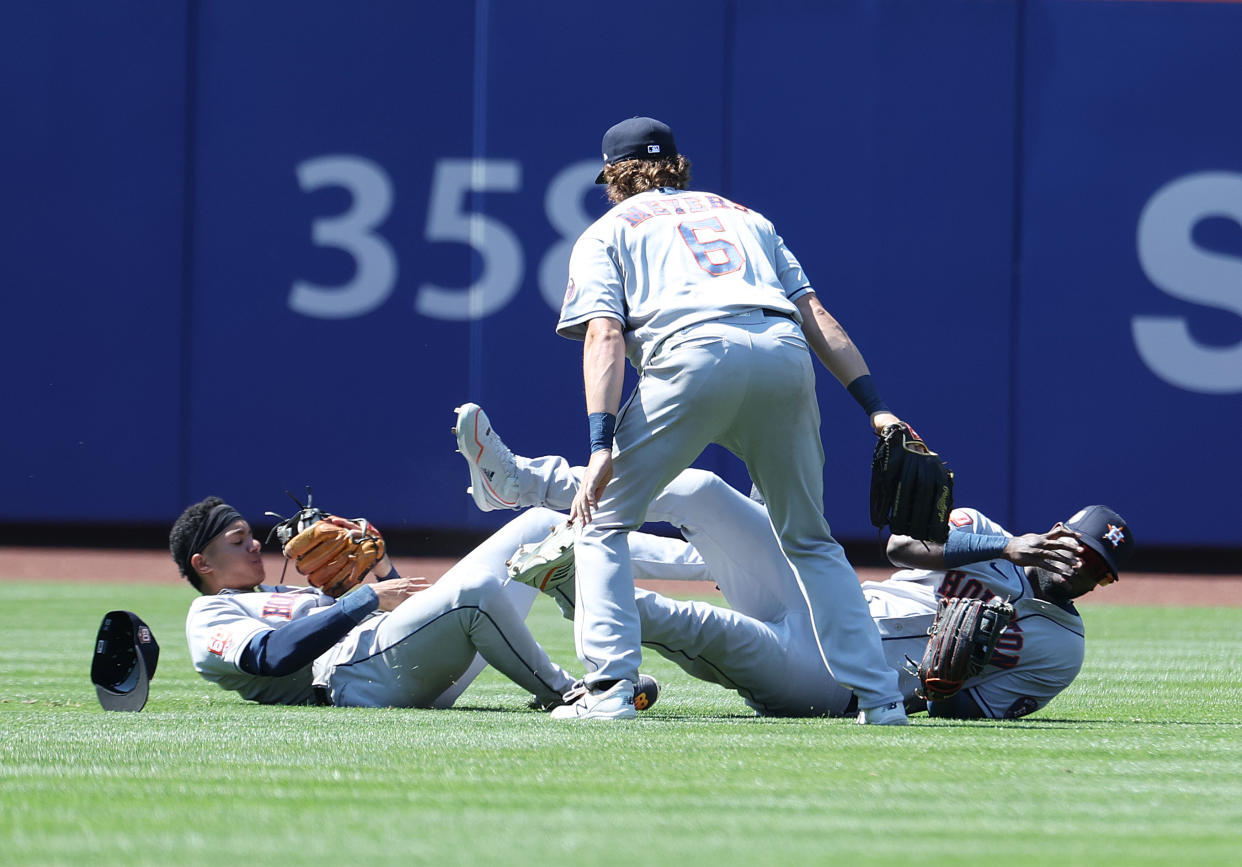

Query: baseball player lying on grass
[456,403,1135,720]
[170,498,658,710]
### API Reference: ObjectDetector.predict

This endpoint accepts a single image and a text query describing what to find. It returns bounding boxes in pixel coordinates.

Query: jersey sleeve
[557,232,627,341]
[771,233,811,302]
[947,507,1008,537]
[186,595,271,677]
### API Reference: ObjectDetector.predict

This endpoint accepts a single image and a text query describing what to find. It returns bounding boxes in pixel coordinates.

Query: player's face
[198,520,265,591]
[1034,547,1114,603]
[1068,547,1115,594]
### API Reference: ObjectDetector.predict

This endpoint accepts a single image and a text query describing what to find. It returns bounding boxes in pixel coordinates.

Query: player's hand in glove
[915,596,1014,701]
[282,515,386,598]
[870,422,954,543]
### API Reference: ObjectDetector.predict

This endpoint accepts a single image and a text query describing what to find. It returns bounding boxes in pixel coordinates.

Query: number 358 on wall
[290,155,598,321]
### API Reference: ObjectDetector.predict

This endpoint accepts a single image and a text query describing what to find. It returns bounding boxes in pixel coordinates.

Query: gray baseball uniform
[185,510,577,708]
[507,455,1086,718]
[557,186,902,709]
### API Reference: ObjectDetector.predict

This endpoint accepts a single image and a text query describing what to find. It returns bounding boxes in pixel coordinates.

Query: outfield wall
[4,1,1240,547]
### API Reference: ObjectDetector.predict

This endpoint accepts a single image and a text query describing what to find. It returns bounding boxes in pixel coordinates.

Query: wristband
[943,532,1010,568]
[588,412,616,453]
[846,374,890,417]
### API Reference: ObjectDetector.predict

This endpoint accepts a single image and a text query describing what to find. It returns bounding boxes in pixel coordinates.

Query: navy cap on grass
[91,610,159,711]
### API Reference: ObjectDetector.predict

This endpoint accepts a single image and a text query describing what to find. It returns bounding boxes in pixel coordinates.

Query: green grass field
[2,581,1240,866]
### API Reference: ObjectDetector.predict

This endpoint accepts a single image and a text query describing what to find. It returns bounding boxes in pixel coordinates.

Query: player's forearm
[885,535,947,569]
[889,531,1012,570]
[794,293,870,386]
[582,317,626,415]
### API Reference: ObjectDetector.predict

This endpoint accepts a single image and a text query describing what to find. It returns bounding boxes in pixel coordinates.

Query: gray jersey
[558,187,808,369]
[186,585,342,705]
[185,512,579,709]
[866,507,1087,718]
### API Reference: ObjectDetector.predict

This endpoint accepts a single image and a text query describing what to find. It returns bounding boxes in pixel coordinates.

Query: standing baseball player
[170,496,656,711]
[454,403,1134,718]
[553,116,912,722]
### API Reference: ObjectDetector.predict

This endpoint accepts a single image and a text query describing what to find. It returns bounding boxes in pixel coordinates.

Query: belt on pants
[715,308,796,324]
[648,308,799,365]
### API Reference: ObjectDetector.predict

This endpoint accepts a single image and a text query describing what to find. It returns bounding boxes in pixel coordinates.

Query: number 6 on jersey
[679,217,745,276]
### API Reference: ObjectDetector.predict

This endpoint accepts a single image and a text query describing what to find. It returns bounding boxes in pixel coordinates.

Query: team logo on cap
[137,625,152,643]
[1104,524,1126,548]
[647,144,661,154]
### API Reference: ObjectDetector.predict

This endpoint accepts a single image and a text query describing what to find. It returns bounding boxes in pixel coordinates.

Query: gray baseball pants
[552,309,901,707]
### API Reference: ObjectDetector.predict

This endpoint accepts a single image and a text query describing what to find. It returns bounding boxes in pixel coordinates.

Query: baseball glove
[916,596,1014,701]
[279,514,386,598]
[870,422,954,543]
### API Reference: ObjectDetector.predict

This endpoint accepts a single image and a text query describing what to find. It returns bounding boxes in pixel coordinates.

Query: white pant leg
[330,509,576,707]
[646,468,801,622]
[432,577,540,708]
[547,580,851,717]
[514,456,712,584]
[513,455,580,509]
[720,322,902,708]
[572,334,752,686]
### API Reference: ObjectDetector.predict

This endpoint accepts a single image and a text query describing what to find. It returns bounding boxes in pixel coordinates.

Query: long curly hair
[602,155,693,204]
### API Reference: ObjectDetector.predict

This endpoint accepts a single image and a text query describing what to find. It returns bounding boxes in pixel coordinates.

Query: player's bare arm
[794,293,870,386]
[885,535,948,570]
[793,294,904,434]
[572,316,626,524]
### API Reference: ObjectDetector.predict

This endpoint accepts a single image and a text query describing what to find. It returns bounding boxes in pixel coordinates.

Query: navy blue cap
[91,610,159,712]
[1064,505,1134,580]
[595,117,679,183]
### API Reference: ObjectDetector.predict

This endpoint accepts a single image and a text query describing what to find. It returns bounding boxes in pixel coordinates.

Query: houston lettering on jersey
[937,569,999,603]
[261,594,297,620]
[989,620,1023,669]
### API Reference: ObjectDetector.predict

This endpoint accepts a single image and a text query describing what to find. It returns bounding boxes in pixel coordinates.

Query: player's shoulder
[948,507,1010,538]
[1014,596,1084,628]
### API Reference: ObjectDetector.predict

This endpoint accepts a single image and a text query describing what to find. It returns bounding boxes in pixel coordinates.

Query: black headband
[188,503,244,564]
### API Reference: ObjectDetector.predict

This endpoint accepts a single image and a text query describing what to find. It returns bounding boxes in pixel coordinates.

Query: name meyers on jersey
[615,193,749,227]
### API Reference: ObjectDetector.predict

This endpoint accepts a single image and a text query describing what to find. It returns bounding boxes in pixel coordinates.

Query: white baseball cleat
[452,403,519,511]
[507,521,576,591]
[550,678,639,721]
[537,674,659,713]
[856,701,909,726]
